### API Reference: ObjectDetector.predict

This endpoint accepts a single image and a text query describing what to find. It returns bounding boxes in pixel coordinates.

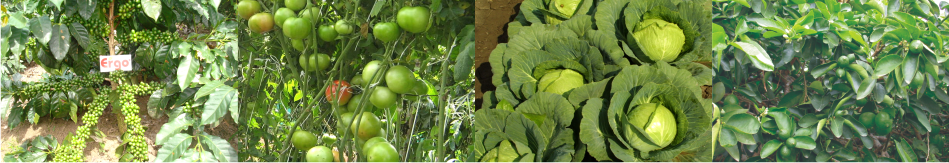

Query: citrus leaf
[872,54,902,78]
[790,136,816,150]
[760,139,782,158]
[894,138,917,162]
[725,113,760,134]
[732,41,774,71]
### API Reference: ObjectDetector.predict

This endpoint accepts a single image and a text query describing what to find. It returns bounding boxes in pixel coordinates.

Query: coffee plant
[236,0,474,162]
[711,0,949,161]
[1,0,240,161]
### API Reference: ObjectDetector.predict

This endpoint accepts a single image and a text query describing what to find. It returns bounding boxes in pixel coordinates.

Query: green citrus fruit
[874,112,893,135]
[724,94,739,105]
[859,112,876,127]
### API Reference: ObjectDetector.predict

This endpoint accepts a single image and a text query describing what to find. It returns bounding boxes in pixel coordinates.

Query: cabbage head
[627,103,677,151]
[630,18,686,62]
[579,63,712,161]
[537,69,584,94]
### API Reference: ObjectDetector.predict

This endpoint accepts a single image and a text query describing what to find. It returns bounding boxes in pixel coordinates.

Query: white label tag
[99,55,133,72]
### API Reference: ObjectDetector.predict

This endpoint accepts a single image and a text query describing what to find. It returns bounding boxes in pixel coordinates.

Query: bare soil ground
[1,64,238,161]
[475,0,523,109]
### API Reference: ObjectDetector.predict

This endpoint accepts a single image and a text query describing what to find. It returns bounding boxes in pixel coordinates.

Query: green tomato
[299,54,310,72]
[248,13,274,33]
[292,39,307,51]
[362,60,384,84]
[338,112,356,130]
[859,112,876,127]
[385,65,417,94]
[300,8,321,24]
[291,130,318,151]
[321,133,337,146]
[350,112,382,140]
[630,18,685,63]
[285,0,306,11]
[351,75,365,87]
[362,137,388,151]
[396,6,431,33]
[308,53,319,72]
[274,8,296,27]
[874,112,893,135]
[306,146,335,162]
[237,0,261,19]
[364,141,399,162]
[318,25,339,42]
[316,53,330,71]
[347,94,364,112]
[370,86,397,109]
[537,69,584,95]
[335,20,354,34]
[627,103,677,151]
[373,22,401,42]
[283,18,312,40]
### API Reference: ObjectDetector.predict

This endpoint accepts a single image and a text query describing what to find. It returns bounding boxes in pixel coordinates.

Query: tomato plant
[236,0,475,162]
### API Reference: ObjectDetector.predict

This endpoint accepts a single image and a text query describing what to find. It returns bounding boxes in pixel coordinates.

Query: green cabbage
[537,69,584,94]
[631,18,686,62]
[627,103,677,151]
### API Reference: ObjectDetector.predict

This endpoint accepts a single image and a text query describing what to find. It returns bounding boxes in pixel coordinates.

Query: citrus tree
[710,0,949,161]
[235,0,474,161]
[1,0,240,161]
